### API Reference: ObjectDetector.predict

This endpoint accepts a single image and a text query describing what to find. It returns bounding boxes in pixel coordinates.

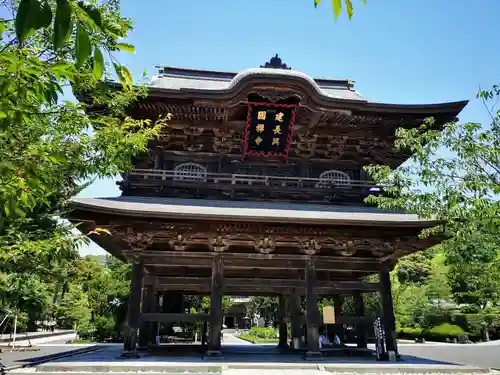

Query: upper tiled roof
[150,66,365,101]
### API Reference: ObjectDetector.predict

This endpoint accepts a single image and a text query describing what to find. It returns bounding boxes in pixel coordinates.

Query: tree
[56,283,91,330]
[366,87,500,264]
[447,252,500,310]
[0,0,164,286]
[314,0,367,20]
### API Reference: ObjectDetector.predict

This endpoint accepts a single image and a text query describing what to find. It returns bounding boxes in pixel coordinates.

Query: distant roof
[150,66,365,102]
[71,196,437,227]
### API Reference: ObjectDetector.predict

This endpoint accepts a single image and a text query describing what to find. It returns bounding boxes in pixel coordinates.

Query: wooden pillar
[123,261,144,354]
[278,294,288,348]
[305,258,320,356]
[289,289,302,349]
[354,291,367,348]
[138,284,154,350]
[149,292,159,345]
[208,255,224,355]
[333,295,344,342]
[380,267,398,360]
[161,291,183,336]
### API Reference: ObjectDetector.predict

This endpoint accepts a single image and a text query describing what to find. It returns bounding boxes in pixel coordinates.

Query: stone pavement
[19,343,490,374]
[222,332,252,346]
[398,342,500,370]
[3,332,499,374]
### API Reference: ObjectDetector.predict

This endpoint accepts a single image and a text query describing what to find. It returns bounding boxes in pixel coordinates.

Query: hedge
[239,333,278,343]
[249,327,277,339]
[398,313,500,342]
[397,323,466,342]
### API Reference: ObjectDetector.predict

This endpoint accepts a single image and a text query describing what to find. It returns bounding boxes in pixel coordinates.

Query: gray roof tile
[149,68,365,101]
[71,196,434,226]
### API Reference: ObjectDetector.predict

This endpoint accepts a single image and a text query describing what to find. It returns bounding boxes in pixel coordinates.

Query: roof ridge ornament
[260,54,291,70]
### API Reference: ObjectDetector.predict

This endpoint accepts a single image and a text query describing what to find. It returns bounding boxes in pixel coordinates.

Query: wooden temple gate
[71,55,467,359]
[71,205,437,359]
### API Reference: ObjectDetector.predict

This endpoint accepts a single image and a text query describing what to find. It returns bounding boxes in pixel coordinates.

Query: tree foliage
[0,0,164,274]
[366,88,500,263]
[314,0,367,20]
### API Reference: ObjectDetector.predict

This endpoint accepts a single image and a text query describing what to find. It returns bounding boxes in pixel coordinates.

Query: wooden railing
[126,169,380,192]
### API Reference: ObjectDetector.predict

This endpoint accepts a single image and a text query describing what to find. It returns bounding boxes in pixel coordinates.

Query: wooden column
[354,291,367,348]
[208,255,224,355]
[305,258,320,356]
[289,289,302,349]
[123,261,144,355]
[138,284,154,350]
[379,266,398,360]
[278,294,288,348]
[149,292,160,345]
[333,295,344,342]
[161,291,183,336]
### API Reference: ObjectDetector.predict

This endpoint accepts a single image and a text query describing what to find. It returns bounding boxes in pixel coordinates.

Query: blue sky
[78,0,499,254]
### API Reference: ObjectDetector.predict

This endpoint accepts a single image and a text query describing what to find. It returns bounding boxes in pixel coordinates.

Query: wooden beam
[135,251,381,272]
[294,315,376,326]
[149,276,379,292]
[140,313,209,323]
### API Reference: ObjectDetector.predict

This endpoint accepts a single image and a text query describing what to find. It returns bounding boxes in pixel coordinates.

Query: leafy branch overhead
[314,0,367,20]
[365,87,500,263]
[1,0,164,264]
[14,0,135,85]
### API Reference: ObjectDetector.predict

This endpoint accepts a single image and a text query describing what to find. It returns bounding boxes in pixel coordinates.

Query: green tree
[366,87,500,264]
[56,283,91,330]
[314,0,367,20]
[447,253,500,310]
[0,0,164,269]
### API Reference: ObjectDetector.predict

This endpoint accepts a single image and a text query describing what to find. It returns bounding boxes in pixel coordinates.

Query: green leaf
[113,62,126,88]
[115,42,135,54]
[53,0,73,50]
[332,0,342,19]
[120,66,133,90]
[76,24,91,68]
[36,0,53,29]
[314,0,321,8]
[77,2,102,28]
[345,0,353,19]
[92,48,104,80]
[15,0,34,43]
[50,63,74,82]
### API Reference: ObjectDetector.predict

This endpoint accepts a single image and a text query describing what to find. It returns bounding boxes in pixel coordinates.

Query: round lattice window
[316,169,351,188]
[173,162,207,182]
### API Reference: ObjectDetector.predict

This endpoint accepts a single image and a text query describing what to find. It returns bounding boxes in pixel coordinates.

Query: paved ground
[222,333,251,346]
[0,345,96,369]
[0,330,73,342]
[398,342,500,370]
[3,332,500,372]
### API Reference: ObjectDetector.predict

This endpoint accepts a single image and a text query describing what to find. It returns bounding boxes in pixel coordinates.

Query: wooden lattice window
[316,169,351,188]
[173,162,207,182]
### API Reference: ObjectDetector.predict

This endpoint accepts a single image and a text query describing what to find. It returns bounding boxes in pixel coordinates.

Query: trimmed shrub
[397,327,423,340]
[249,327,277,339]
[425,323,466,341]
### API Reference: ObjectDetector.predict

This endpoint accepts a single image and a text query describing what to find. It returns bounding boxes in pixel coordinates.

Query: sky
[77,0,500,255]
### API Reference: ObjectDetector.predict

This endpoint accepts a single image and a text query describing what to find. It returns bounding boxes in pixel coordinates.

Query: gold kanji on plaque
[272,137,280,146]
[275,112,284,122]
[257,111,267,120]
[255,136,263,145]
[256,123,265,133]
[273,125,281,135]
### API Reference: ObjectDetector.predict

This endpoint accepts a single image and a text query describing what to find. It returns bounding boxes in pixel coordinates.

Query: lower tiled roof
[70,196,435,227]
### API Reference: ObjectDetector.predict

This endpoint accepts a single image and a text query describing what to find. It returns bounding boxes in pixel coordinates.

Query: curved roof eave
[69,197,441,228]
[146,69,468,117]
